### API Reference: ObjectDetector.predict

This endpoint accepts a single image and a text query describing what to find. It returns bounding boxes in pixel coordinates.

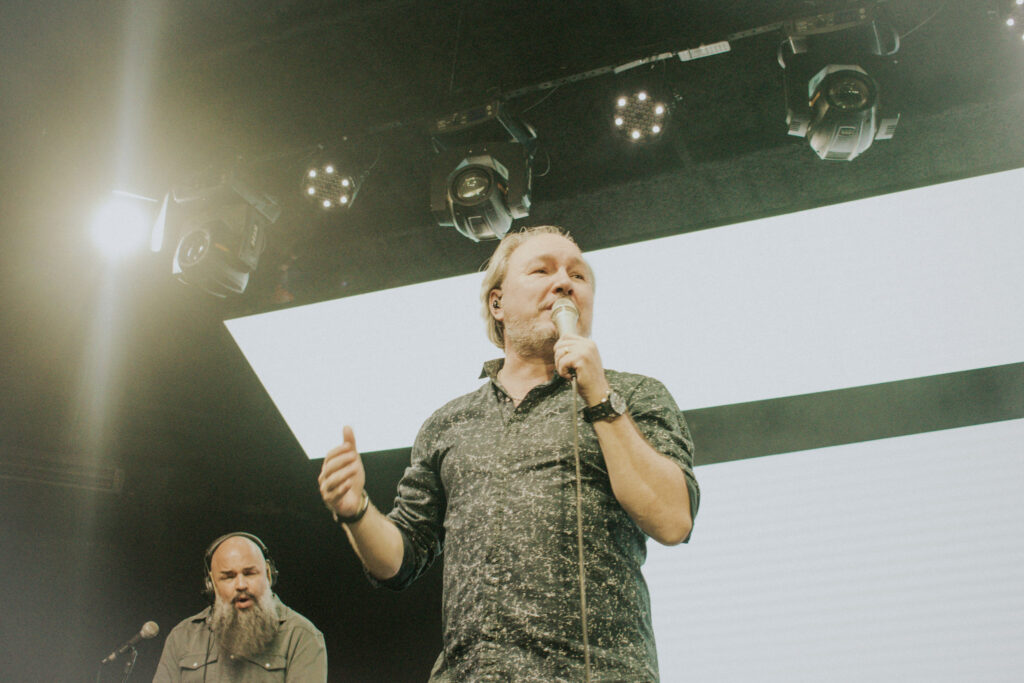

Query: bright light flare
[90,196,152,260]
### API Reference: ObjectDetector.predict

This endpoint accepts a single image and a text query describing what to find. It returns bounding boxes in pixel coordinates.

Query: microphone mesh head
[141,621,160,639]
[551,297,579,337]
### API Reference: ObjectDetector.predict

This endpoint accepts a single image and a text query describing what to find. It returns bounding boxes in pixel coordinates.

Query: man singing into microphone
[319,226,699,681]
[153,533,326,682]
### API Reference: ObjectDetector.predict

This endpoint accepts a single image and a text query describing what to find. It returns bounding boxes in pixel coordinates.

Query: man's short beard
[210,590,279,658]
[503,314,557,359]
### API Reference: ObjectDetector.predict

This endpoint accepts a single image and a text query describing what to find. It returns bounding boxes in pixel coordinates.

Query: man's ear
[489,290,504,321]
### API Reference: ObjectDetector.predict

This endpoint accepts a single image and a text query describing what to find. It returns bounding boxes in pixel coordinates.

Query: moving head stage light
[170,169,280,297]
[779,5,901,161]
[430,101,537,242]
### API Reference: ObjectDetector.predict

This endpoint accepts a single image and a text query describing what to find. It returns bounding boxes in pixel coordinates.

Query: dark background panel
[687,363,1024,465]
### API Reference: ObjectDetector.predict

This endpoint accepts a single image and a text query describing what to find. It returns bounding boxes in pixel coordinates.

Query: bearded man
[153,533,326,682]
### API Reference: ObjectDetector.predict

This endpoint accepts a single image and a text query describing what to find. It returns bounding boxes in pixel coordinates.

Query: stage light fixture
[803,64,895,161]
[431,143,532,241]
[611,90,670,143]
[430,102,536,241]
[1005,0,1024,41]
[169,169,280,297]
[779,8,900,161]
[302,160,361,210]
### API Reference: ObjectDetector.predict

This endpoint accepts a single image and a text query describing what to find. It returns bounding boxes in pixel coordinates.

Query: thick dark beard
[210,591,279,659]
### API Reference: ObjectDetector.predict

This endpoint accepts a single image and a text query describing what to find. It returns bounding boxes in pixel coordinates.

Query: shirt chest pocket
[175,652,215,682]
[177,652,287,680]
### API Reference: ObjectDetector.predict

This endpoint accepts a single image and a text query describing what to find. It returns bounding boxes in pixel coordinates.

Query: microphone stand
[119,647,139,683]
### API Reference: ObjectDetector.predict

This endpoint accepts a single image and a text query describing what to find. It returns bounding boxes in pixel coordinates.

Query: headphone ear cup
[203,574,214,600]
[266,560,278,588]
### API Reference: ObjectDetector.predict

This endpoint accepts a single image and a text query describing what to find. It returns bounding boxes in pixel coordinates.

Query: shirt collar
[479,358,567,392]
[479,358,504,380]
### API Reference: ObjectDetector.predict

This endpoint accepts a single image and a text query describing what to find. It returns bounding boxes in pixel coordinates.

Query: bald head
[208,535,271,610]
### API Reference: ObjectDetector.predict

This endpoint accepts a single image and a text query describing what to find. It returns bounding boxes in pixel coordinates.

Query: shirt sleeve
[623,375,701,538]
[369,415,448,590]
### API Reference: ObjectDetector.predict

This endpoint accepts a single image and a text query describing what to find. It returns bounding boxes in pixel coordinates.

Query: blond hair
[479,225,592,349]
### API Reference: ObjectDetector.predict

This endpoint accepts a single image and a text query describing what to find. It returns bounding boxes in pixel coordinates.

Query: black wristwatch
[582,389,627,422]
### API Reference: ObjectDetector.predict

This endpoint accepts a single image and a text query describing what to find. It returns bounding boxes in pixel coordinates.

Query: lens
[453,168,491,202]
[828,75,872,110]
[178,230,210,267]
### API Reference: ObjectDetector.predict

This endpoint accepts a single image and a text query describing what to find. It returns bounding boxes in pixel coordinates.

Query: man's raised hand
[318,425,366,518]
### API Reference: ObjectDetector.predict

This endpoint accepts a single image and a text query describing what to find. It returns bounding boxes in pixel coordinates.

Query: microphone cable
[570,375,592,683]
[552,296,592,680]
[202,614,213,683]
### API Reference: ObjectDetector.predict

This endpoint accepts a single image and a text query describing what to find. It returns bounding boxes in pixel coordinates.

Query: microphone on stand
[100,621,159,664]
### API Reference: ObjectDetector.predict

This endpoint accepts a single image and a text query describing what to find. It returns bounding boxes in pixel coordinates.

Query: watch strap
[582,389,625,422]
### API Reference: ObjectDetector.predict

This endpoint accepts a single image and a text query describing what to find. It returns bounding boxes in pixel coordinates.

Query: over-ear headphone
[202,532,277,599]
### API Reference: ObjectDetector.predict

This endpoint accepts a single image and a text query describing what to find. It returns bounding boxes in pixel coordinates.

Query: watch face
[586,390,626,422]
[609,390,627,416]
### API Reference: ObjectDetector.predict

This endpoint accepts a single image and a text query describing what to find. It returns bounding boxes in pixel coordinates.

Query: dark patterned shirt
[376,360,699,682]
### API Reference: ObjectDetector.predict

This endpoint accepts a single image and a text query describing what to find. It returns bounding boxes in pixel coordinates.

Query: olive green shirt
[152,598,326,682]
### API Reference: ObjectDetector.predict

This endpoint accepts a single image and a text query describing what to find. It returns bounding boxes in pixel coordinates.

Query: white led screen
[650,419,1024,682]
[226,167,1024,457]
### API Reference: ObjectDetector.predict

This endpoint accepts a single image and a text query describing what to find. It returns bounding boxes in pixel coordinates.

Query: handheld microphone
[100,621,159,664]
[551,297,579,339]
